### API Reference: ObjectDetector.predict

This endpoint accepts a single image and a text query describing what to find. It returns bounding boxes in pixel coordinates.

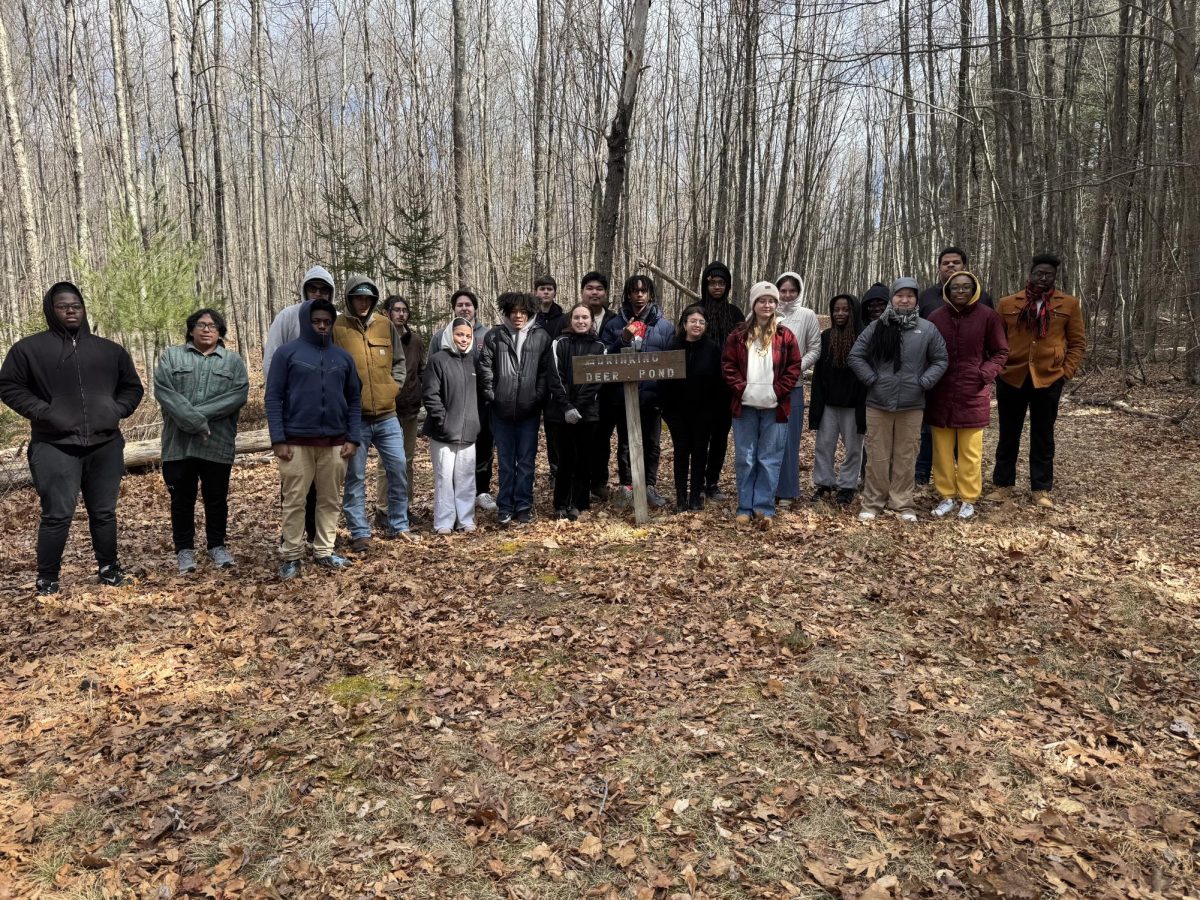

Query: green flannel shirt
[154,342,250,464]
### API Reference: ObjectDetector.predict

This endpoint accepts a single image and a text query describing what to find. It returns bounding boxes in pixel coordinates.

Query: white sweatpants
[430,440,477,531]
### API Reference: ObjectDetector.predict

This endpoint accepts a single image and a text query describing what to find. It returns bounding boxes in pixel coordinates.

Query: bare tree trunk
[205,0,235,327]
[0,8,42,289]
[64,0,89,260]
[451,0,472,286]
[593,0,650,280]
[531,0,549,276]
[108,0,141,237]
[165,0,197,241]
[1169,0,1200,383]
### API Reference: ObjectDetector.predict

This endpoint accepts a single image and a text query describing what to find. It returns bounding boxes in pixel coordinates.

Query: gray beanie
[890,277,920,296]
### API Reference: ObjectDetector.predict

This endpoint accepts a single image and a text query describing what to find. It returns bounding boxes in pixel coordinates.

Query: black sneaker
[97,564,133,587]
[555,507,571,520]
[706,486,730,502]
[516,509,534,525]
[675,498,688,513]
[811,486,834,503]
[36,577,59,596]
[314,554,352,570]
[498,512,514,528]
[278,559,302,581]
[836,488,856,505]
[688,493,705,511]
[566,506,581,521]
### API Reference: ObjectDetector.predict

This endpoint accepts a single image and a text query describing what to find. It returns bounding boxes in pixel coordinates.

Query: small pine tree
[311,180,384,288]
[384,203,452,325]
[74,215,205,369]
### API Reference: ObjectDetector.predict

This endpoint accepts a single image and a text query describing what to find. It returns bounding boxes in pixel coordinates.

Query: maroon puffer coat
[925,300,1009,429]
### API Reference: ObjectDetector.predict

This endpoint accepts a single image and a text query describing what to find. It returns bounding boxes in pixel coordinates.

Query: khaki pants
[375,414,418,514]
[279,446,347,560]
[862,408,923,515]
[932,426,983,503]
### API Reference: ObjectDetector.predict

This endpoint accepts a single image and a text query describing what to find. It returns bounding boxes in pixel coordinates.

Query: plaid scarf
[1018,282,1053,339]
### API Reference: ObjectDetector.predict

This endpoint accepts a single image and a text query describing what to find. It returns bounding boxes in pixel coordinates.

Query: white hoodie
[776,271,822,374]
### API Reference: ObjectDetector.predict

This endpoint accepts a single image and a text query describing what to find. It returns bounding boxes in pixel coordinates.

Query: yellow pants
[931,426,983,503]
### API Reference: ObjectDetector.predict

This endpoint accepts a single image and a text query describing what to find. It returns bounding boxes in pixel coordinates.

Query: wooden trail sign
[574,349,686,523]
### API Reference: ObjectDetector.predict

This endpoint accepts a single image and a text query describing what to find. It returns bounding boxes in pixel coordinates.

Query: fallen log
[636,256,700,301]
[0,427,274,490]
[1068,396,1190,425]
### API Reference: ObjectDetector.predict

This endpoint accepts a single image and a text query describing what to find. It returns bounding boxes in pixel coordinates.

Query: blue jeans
[775,385,805,499]
[916,424,933,482]
[343,416,409,537]
[732,407,787,517]
[491,413,539,516]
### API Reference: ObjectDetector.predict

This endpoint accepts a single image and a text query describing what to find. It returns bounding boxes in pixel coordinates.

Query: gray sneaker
[278,559,301,581]
[613,485,633,508]
[645,485,668,508]
[476,492,498,512]
[209,546,235,568]
[314,554,352,570]
[177,549,197,575]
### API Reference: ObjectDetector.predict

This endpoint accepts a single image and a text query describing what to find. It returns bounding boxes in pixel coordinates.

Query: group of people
[0,246,1085,592]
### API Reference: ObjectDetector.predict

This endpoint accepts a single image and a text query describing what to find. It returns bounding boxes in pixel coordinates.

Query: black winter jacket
[479,321,551,421]
[809,327,868,434]
[0,281,144,447]
[421,339,482,445]
[659,335,723,425]
[546,332,606,423]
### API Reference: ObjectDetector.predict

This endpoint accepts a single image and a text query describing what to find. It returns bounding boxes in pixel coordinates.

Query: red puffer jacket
[925,300,1009,429]
[720,324,803,423]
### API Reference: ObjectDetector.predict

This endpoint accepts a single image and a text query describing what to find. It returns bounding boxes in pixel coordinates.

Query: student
[546,305,606,520]
[720,282,803,528]
[533,274,565,480]
[265,299,363,579]
[774,271,822,504]
[848,278,948,522]
[0,281,144,594]
[660,305,723,512]
[434,290,494,512]
[374,295,425,525]
[263,266,336,544]
[858,283,889,329]
[479,292,551,525]
[809,294,866,505]
[422,318,482,534]
[578,271,618,500]
[698,261,745,500]
[986,253,1086,508]
[925,271,1009,520]
[154,308,250,574]
[333,276,408,550]
[918,246,994,319]
[600,274,676,508]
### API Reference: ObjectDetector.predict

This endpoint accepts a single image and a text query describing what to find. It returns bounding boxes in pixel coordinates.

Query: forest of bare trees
[0,0,1198,385]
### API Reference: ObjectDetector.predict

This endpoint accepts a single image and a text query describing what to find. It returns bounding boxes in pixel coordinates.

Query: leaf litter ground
[0,377,1197,898]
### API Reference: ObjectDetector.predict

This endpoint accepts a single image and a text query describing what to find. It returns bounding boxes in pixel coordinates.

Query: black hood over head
[700,261,733,304]
[857,282,890,330]
[43,281,90,337]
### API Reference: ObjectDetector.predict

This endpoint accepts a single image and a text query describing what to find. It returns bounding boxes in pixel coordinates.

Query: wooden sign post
[573,348,686,523]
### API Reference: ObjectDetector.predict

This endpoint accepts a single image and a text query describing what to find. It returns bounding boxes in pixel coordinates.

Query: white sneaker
[899,512,919,523]
[932,498,956,518]
[857,510,877,522]
[476,492,497,512]
[614,485,633,509]
[957,502,976,520]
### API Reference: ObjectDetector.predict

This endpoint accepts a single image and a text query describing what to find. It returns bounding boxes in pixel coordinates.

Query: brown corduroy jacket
[995,289,1085,388]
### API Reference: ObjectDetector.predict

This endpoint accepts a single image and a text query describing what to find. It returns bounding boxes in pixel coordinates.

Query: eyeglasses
[193,322,219,331]
[54,304,83,312]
